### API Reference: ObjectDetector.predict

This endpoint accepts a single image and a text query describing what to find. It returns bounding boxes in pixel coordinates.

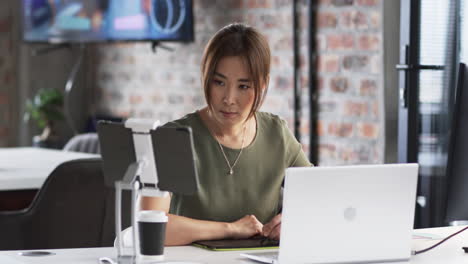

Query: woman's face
[208,56,257,128]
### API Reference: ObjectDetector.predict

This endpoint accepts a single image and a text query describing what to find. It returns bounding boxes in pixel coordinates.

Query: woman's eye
[213,79,224,86]
[239,84,250,90]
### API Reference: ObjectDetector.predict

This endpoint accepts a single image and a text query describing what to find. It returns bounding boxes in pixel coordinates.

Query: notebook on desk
[241,164,419,264]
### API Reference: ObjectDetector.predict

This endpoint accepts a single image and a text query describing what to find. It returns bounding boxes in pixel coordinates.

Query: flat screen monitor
[22,0,194,43]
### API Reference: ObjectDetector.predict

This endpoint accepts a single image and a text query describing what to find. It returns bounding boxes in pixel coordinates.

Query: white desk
[0,226,467,264]
[0,147,99,191]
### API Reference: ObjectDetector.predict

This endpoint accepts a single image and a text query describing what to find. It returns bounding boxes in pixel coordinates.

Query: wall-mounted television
[22,0,194,43]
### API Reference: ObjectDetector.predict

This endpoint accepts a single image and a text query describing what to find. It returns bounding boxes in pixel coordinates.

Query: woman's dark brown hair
[201,23,271,117]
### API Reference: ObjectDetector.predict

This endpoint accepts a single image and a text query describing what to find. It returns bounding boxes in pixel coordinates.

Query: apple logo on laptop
[344,207,357,221]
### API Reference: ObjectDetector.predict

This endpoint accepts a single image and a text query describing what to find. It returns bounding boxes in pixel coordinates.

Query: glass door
[398,0,459,228]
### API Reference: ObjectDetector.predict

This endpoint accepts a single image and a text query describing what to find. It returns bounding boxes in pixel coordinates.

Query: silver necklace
[217,125,247,175]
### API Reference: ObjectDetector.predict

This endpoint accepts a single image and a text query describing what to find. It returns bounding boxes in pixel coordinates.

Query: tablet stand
[114,162,142,264]
[113,119,168,264]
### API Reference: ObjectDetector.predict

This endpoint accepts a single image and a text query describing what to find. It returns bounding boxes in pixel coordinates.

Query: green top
[165,111,311,224]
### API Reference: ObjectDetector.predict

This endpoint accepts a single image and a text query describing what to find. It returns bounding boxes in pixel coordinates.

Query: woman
[143,23,311,246]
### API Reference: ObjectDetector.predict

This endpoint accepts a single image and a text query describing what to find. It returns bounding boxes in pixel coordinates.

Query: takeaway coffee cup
[137,210,168,261]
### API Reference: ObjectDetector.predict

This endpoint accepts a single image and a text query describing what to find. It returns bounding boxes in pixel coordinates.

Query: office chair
[0,158,131,250]
[63,133,101,154]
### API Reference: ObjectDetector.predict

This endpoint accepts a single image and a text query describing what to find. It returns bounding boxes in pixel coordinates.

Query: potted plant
[24,88,65,148]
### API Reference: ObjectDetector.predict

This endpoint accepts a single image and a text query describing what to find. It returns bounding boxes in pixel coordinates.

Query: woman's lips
[220,111,237,118]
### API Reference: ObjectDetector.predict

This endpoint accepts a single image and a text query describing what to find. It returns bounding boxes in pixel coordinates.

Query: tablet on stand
[97,119,199,264]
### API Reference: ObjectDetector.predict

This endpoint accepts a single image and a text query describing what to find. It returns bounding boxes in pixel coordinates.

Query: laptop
[241,164,418,264]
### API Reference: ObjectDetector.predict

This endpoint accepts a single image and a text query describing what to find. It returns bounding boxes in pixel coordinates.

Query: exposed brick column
[315,0,384,165]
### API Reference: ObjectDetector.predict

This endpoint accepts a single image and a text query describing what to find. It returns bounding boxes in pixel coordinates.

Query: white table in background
[0,226,467,264]
[0,147,99,191]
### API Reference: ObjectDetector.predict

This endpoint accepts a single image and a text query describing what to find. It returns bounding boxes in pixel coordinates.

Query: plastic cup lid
[138,210,168,223]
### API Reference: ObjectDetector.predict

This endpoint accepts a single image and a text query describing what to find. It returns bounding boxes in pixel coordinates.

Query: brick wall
[0,0,385,163]
[93,0,385,165]
[0,2,14,147]
[315,0,384,165]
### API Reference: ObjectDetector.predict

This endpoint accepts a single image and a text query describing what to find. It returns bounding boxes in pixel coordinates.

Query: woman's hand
[228,215,263,239]
[262,213,282,240]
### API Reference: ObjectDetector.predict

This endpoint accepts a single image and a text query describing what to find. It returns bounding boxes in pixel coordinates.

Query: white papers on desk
[0,255,27,264]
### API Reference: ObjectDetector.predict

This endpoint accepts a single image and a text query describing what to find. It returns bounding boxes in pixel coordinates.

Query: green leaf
[24,88,65,129]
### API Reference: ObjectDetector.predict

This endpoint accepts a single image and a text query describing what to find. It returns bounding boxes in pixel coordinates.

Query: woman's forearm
[165,214,232,246]
[140,196,233,245]
[140,196,262,245]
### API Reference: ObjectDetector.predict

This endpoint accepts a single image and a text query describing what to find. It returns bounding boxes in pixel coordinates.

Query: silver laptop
[241,164,418,264]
